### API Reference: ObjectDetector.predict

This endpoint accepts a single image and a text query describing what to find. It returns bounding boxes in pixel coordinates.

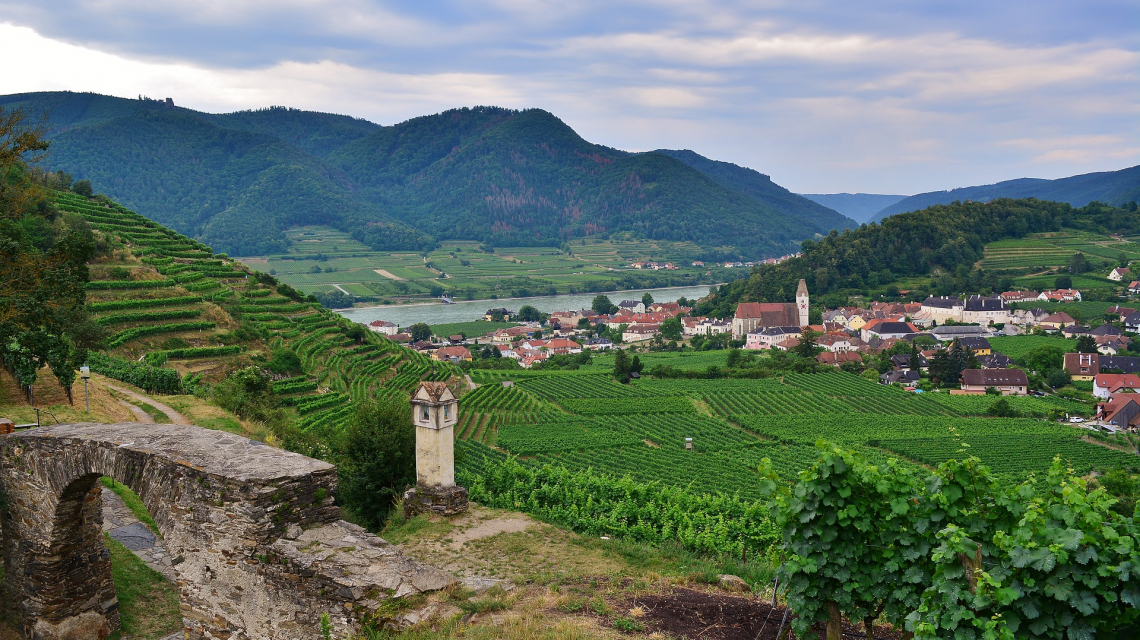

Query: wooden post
[826,601,842,640]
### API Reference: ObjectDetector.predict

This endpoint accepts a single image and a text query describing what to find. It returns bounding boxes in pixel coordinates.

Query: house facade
[960,369,1028,395]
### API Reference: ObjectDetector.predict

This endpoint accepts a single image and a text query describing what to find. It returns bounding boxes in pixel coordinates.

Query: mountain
[652,150,855,234]
[869,165,1140,223]
[1,91,852,258]
[799,193,907,224]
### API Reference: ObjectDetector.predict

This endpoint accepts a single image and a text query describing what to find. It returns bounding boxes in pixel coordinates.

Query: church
[731,279,810,339]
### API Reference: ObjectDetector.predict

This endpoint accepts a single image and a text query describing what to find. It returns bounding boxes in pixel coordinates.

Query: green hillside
[50,190,459,450]
[654,149,853,233]
[696,198,1140,316]
[1,91,850,260]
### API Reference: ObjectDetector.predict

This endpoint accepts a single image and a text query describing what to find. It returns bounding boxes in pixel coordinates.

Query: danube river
[336,285,716,327]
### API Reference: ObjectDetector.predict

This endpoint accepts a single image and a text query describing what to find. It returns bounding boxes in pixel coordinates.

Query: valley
[236,225,730,305]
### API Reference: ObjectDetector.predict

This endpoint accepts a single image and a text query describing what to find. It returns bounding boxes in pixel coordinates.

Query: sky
[0,1,1137,195]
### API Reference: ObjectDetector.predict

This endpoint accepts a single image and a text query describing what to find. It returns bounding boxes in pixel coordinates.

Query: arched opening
[18,472,183,640]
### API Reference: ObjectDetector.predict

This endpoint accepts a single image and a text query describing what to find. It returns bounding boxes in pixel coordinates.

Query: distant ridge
[0,90,853,259]
[799,193,907,224]
[869,165,1140,223]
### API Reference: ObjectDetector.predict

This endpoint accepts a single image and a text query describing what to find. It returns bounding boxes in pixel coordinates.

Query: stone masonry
[0,422,454,640]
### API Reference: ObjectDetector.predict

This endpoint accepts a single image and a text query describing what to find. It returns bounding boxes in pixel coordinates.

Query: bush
[72,180,93,198]
[267,347,302,375]
[337,398,416,530]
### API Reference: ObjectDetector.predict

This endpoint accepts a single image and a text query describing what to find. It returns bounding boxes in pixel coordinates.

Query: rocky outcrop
[0,422,453,640]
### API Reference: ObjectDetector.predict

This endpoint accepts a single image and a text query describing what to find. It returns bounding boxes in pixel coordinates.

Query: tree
[408,323,432,342]
[1067,251,1089,275]
[1023,344,1065,374]
[659,316,682,340]
[0,106,49,218]
[1055,275,1072,289]
[429,284,445,298]
[987,397,1019,417]
[517,305,543,322]
[71,179,93,198]
[613,349,633,383]
[641,292,654,307]
[0,109,100,401]
[928,349,960,385]
[336,398,417,530]
[1074,334,1098,354]
[793,328,822,359]
[267,347,302,375]
[592,294,618,315]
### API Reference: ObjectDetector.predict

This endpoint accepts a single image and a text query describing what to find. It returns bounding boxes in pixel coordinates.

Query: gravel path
[102,486,177,581]
[103,383,191,425]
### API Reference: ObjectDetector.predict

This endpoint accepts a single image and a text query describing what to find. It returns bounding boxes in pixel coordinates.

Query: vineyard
[51,190,462,447]
[456,368,1138,518]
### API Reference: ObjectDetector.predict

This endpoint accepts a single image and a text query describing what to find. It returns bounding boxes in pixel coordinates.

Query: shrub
[337,398,416,530]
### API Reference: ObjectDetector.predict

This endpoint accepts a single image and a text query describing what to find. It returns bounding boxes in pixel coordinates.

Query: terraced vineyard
[53,191,461,446]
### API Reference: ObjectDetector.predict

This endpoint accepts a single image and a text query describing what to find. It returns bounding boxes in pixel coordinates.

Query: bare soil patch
[630,589,904,640]
[374,268,406,281]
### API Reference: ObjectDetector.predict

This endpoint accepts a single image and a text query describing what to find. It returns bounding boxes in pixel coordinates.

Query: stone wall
[0,423,453,640]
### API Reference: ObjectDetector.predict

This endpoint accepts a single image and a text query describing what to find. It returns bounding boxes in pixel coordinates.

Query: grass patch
[105,534,181,639]
[101,477,159,535]
[133,400,172,424]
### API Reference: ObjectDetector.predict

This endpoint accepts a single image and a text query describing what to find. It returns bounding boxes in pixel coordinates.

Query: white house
[368,320,399,336]
[961,296,1011,325]
[919,297,964,324]
[1109,267,1130,282]
[622,323,659,342]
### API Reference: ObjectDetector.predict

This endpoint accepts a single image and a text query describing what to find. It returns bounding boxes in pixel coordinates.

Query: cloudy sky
[0,1,1137,194]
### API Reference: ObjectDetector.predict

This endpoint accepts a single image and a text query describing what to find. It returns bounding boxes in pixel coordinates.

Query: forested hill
[652,149,854,232]
[695,198,1140,317]
[869,164,1140,223]
[0,91,853,259]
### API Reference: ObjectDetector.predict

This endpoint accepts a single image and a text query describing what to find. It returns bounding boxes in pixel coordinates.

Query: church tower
[796,279,810,327]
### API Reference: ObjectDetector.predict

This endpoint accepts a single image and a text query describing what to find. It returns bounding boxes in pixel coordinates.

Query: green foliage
[912,457,1140,639]
[760,445,933,637]
[408,323,431,342]
[86,352,186,394]
[337,397,416,530]
[459,440,778,556]
[592,294,618,315]
[266,347,302,375]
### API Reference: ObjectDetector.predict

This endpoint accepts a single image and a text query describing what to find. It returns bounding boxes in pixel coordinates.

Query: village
[361,271,1140,435]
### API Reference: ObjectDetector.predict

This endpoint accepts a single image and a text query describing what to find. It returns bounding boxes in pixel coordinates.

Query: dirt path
[373,268,405,281]
[118,400,154,423]
[102,383,190,425]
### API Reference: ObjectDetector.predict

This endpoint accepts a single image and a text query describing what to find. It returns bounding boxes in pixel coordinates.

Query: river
[335,284,716,327]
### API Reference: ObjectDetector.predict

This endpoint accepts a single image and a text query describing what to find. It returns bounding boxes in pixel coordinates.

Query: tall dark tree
[337,398,417,530]
[1074,335,1098,354]
[592,294,618,315]
[613,348,633,383]
[793,328,822,360]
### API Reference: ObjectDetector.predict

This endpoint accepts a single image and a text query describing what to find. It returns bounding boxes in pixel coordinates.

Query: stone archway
[0,423,453,640]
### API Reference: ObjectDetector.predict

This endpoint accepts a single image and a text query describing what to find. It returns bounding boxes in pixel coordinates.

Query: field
[236,226,728,302]
[979,229,1140,273]
[456,362,1133,507]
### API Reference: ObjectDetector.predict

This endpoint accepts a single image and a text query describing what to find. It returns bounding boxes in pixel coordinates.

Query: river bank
[336,284,719,327]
